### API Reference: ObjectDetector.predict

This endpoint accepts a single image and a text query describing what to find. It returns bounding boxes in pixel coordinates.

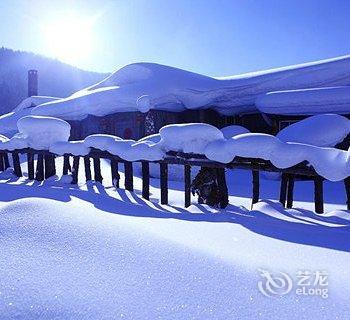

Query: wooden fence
[0,147,349,213]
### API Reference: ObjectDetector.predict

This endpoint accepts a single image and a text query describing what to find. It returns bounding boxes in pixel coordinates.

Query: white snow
[220,125,250,138]
[0,96,60,137]
[30,55,350,120]
[159,123,224,154]
[276,114,350,147]
[49,141,90,156]
[0,156,349,319]
[256,86,350,115]
[16,116,71,150]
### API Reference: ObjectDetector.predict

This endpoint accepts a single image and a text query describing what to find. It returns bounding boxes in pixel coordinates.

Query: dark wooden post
[0,153,4,172]
[160,163,168,205]
[314,176,324,214]
[286,174,295,209]
[184,165,191,207]
[93,157,103,183]
[124,161,134,191]
[110,159,120,188]
[251,170,260,208]
[12,152,22,177]
[141,162,150,200]
[279,173,288,207]
[44,154,56,179]
[3,153,10,169]
[345,177,350,211]
[35,154,44,181]
[83,156,92,181]
[217,168,229,209]
[71,156,80,184]
[63,155,71,175]
[27,153,35,180]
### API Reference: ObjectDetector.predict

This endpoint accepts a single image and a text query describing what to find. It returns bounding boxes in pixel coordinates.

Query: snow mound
[16,116,71,150]
[138,133,161,145]
[220,125,250,138]
[256,86,350,115]
[50,141,90,156]
[277,114,350,147]
[159,123,224,154]
[13,96,60,112]
[30,55,350,120]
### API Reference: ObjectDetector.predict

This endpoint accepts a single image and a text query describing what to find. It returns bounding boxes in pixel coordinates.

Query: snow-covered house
[3,55,350,140]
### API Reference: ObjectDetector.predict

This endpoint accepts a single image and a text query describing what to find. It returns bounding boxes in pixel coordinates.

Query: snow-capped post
[71,156,80,184]
[84,157,92,181]
[124,162,133,192]
[160,163,168,205]
[27,153,35,180]
[110,159,119,188]
[286,175,295,209]
[251,170,260,208]
[28,70,38,97]
[35,154,45,181]
[141,162,150,200]
[184,165,191,207]
[314,177,324,214]
[93,157,103,183]
[12,152,22,177]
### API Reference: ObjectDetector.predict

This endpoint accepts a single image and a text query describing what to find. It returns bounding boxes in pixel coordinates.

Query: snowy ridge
[30,55,350,119]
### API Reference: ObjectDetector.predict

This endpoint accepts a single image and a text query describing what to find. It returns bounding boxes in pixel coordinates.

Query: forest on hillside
[0,47,107,114]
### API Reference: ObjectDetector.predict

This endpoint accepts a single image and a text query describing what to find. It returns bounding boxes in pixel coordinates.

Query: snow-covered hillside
[31,55,350,120]
[0,158,349,319]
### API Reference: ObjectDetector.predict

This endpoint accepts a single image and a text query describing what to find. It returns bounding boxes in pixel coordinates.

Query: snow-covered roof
[256,86,350,115]
[0,96,60,137]
[31,55,350,120]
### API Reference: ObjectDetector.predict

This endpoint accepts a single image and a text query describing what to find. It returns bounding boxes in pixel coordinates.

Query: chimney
[28,69,38,97]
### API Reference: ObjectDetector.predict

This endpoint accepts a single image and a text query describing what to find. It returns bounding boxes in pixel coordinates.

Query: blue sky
[1,0,350,76]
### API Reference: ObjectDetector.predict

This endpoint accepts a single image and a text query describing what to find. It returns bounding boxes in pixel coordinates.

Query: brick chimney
[28,70,38,97]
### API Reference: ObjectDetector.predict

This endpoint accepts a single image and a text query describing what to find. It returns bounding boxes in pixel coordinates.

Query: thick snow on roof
[31,55,350,119]
[0,96,60,137]
[256,86,350,115]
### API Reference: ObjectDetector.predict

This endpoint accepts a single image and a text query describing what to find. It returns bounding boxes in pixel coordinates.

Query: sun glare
[44,14,94,66]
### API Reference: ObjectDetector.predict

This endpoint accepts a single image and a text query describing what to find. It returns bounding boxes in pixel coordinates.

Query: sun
[44,14,94,66]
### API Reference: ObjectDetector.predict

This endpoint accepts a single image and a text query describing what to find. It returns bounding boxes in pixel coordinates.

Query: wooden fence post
[63,155,71,175]
[160,163,168,205]
[71,156,80,184]
[141,162,150,200]
[35,154,44,181]
[3,153,10,169]
[286,174,295,209]
[44,154,56,179]
[27,153,35,180]
[0,153,4,171]
[84,156,92,181]
[251,170,260,209]
[345,177,350,211]
[110,159,120,188]
[184,165,191,207]
[124,161,134,191]
[279,173,288,207]
[314,176,324,214]
[217,168,229,209]
[93,157,103,183]
[12,152,22,177]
